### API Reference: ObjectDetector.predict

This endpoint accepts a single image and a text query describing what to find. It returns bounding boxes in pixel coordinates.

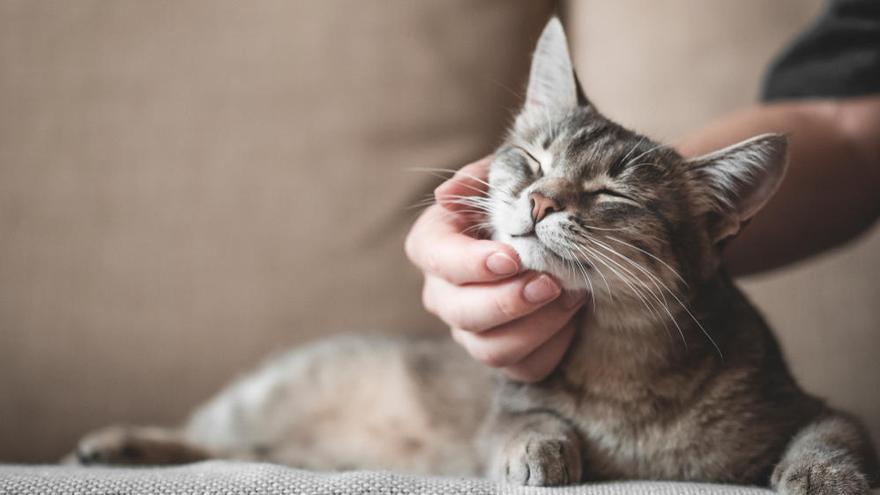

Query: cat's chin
[501,235,588,291]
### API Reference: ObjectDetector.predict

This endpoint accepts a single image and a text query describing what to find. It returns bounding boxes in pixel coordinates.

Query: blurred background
[1,0,876,463]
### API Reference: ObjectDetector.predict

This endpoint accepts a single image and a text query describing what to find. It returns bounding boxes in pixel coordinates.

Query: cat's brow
[608,143,666,178]
[608,151,637,178]
[512,145,540,164]
[568,123,613,153]
[582,176,613,191]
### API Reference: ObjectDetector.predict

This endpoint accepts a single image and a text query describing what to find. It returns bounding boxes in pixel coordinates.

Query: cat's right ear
[517,18,588,129]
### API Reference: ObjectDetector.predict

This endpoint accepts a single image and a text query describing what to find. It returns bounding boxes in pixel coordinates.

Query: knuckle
[434,302,464,330]
[471,344,510,368]
[445,308,470,331]
[424,248,441,275]
[403,231,418,263]
[493,294,522,321]
[424,282,467,329]
[421,284,438,316]
[468,253,491,280]
[504,364,543,384]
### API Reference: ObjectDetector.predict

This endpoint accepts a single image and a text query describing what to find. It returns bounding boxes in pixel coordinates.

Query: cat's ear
[519,17,587,126]
[685,134,788,244]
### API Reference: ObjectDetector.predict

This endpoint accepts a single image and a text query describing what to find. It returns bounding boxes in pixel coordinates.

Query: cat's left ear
[518,17,589,128]
[685,134,788,244]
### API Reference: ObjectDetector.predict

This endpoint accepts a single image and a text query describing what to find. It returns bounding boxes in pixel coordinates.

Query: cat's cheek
[502,238,585,291]
[490,197,533,237]
[506,237,545,272]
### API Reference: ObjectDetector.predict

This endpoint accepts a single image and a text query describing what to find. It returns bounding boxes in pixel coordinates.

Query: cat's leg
[73,425,214,466]
[482,409,583,487]
[771,413,878,495]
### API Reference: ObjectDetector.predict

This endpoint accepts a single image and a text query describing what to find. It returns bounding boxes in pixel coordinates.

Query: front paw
[492,434,582,486]
[772,460,869,495]
[73,426,145,465]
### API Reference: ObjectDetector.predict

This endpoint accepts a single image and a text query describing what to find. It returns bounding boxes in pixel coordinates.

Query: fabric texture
[763,0,880,100]
[0,0,554,462]
[0,461,776,495]
[3,0,879,482]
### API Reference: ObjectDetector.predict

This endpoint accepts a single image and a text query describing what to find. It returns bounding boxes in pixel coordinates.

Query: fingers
[501,319,579,383]
[423,273,566,332]
[412,155,581,383]
[434,156,493,212]
[450,292,585,368]
[405,204,521,285]
[405,156,512,286]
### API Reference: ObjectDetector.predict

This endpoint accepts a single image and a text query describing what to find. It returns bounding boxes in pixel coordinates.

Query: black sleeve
[762,0,880,101]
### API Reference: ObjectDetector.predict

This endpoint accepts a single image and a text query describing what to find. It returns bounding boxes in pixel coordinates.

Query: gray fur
[72,17,877,495]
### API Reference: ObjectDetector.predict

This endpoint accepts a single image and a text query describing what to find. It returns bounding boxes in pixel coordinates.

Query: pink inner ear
[736,156,787,222]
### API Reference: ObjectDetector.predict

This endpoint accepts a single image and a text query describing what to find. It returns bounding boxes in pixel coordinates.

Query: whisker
[605,236,688,287]
[559,243,597,311]
[560,238,612,302]
[440,197,497,211]
[406,195,439,210]
[559,248,593,310]
[405,169,491,198]
[617,137,646,168]
[572,242,665,326]
[572,221,629,232]
[579,243,666,320]
[623,142,667,170]
[407,166,515,197]
[589,236,722,359]
[461,222,494,237]
[584,238,685,347]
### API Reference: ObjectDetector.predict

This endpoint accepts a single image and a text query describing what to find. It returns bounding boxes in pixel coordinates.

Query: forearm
[676,96,880,276]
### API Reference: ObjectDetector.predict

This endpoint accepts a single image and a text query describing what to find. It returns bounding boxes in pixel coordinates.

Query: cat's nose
[529,191,561,224]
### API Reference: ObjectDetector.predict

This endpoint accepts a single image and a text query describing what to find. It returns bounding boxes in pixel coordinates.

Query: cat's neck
[559,273,742,398]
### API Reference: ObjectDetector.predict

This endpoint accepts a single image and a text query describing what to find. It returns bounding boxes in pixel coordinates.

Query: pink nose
[529,191,560,224]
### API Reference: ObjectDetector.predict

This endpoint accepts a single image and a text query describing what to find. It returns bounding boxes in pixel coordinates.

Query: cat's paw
[72,425,207,466]
[493,434,582,486]
[772,459,869,495]
[74,425,148,465]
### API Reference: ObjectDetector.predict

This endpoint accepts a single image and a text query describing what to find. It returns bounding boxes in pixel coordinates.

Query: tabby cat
[73,18,878,494]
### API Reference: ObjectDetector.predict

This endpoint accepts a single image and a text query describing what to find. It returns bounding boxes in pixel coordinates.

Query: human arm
[677,95,880,275]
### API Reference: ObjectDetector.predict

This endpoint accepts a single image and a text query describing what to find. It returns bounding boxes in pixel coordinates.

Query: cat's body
[76,336,492,475]
[74,18,877,494]
[486,276,827,485]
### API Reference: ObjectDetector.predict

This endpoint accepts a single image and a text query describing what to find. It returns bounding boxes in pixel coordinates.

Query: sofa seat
[0,461,785,495]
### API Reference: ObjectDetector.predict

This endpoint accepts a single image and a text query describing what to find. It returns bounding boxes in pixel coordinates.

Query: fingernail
[523,275,561,304]
[486,252,519,276]
[562,290,587,309]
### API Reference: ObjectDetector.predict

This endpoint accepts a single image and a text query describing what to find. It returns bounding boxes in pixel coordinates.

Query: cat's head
[489,18,787,307]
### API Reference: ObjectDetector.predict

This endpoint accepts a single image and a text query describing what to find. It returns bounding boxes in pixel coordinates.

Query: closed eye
[512,146,542,176]
[585,188,639,205]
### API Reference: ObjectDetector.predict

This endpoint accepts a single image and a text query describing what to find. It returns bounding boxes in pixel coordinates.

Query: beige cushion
[2,0,877,468]
[0,0,554,461]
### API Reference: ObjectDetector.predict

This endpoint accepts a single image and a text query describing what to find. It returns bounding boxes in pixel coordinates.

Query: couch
[2,1,877,493]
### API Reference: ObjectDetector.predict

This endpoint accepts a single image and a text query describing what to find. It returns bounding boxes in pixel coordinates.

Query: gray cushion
[0,461,778,495]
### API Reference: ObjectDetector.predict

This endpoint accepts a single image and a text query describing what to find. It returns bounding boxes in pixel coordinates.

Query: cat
[72,17,878,494]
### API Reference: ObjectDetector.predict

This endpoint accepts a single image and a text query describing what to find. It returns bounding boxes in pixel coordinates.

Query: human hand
[405,157,587,383]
